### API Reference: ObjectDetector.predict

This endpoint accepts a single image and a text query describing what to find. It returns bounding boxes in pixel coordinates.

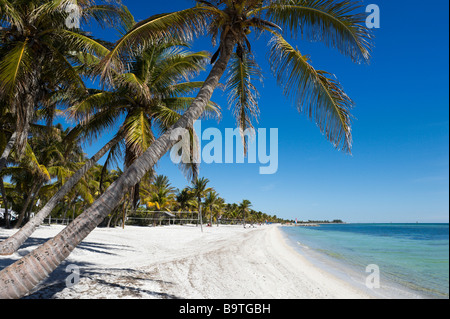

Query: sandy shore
[0,224,373,299]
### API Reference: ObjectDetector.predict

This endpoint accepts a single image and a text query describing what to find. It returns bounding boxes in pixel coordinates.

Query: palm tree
[190,177,213,232]
[0,24,219,254]
[176,187,197,224]
[71,37,220,208]
[0,0,131,250]
[0,0,129,171]
[141,175,177,211]
[0,0,373,298]
[0,124,90,229]
[138,174,177,226]
[239,199,252,228]
[204,190,220,226]
[214,195,226,227]
[146,188,177,212]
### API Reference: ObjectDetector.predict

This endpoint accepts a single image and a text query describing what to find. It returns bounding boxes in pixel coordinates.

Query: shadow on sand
[0,233,179,299]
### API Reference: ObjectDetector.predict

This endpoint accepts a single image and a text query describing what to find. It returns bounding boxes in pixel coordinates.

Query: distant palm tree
[141,175,177,212]
[176,187,197,223]
[1,124,89,229]
[190,177,213,232]
[204,190,220,226]
[151,175,176,194]
[239,199,252,228]
[176,187,196,211]
[146,189,175,213]
[215,196,226,227]
[0,0,373,298]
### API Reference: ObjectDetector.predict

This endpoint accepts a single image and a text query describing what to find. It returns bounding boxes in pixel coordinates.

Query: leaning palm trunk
[0,34,236,299]
[13,182,41,230]
[0,177,10,229]
[0,132,124,255]
[198,200,203,232]
[0,133,17,173]
[210,208,212,226]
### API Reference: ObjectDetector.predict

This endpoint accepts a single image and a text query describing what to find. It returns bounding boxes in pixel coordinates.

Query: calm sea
[281,223,449,299]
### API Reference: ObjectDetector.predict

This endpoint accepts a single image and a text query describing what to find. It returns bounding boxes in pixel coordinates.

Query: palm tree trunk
[62,194,78,224]
[0,34,236,299]
[199,200,203,232]
[14,182,40,230]
[210,206,213,226]
[25,182,44,223]
[0,177,10,229]
[0,133,124,255]
[0,132,17,173]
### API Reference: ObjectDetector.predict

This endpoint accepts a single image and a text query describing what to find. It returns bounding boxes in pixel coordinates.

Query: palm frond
[81,3,135,34]
[21,143,51,181]
[264,0,373,64]
[100,7,213,80]
[123,109,154,160]
[269,33,354,153]
[55,29,111,58]
[75,104,125,144]
[0,40,32,98]
[69,91,129,122]
[0,0,24,30]
[43,42,88,94]
[151,51,210,89]
[154,98,220,133]
[117,72,152,100]
[225,52,262,155]
[161,81,207,98]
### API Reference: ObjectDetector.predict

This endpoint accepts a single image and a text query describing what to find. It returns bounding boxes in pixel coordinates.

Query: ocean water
[281,224,449,299]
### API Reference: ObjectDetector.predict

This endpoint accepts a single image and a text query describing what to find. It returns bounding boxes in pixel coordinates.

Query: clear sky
[78,0,449,223]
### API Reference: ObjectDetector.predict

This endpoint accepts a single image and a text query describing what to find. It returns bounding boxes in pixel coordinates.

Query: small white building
[0,208,18,221]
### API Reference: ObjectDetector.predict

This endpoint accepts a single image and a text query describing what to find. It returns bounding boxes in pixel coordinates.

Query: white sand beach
[0,224,373,299]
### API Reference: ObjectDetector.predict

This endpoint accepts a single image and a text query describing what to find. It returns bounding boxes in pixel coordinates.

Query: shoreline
[278,226,436,299]
[0,224,377,299]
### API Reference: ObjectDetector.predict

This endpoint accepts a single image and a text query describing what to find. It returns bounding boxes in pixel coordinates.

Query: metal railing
[41,211,252,227]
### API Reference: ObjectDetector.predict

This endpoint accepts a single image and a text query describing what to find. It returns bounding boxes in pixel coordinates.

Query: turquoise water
[281,224,449,299]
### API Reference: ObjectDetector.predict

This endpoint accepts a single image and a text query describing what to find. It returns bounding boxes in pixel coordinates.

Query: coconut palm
[71,38,220,208]
[175,187,197,224]
[0,124,89,228]
[189,177,213,232]
[145,188,176,212]
[0,126,124,254]
[0,24,219,254]
[140,175,176,211]
[239,199,252,228]
[0,0,131,251]
[138,174,177,226]
[0,0,130,172]
[204,190,220,226]
[2,138,53,228]
[0,0,373,298]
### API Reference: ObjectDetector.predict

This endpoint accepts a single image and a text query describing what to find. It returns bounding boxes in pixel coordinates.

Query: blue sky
[79,0,449,223]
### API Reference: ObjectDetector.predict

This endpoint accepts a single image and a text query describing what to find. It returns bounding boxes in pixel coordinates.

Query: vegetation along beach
[0,0,448,302]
